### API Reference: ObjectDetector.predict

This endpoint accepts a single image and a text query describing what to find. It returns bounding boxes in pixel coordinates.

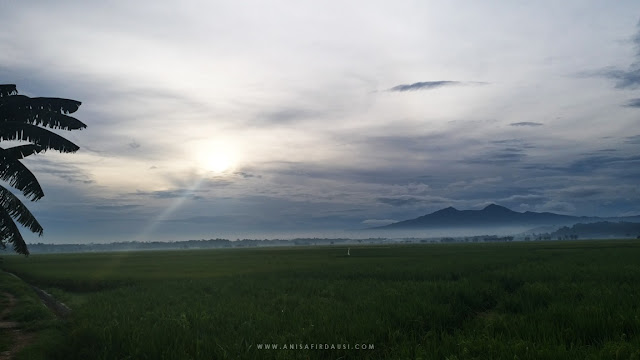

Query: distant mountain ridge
[375,204,640,230]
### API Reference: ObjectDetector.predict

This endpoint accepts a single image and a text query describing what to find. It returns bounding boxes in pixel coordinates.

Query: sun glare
[205,151,234,173]
[194,140,239,174]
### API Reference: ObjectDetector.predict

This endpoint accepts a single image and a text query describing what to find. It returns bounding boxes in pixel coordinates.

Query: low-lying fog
[194,226,533,242]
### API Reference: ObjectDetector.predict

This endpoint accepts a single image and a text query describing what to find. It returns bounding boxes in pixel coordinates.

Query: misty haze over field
[1,1,640,244]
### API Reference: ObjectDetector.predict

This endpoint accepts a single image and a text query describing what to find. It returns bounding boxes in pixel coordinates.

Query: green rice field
[2,240,640,359]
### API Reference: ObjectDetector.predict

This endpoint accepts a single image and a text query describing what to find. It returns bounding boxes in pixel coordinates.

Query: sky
[1,1,640,243]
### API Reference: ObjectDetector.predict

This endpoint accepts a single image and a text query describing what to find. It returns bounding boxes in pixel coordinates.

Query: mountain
[375,204,640,230]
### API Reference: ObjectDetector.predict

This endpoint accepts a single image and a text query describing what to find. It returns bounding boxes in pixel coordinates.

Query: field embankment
[0,269,63,360]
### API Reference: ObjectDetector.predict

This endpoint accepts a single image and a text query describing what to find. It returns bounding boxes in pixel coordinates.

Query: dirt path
[30,287,72,318]
[0,292,35,360]
[4,272,71,318]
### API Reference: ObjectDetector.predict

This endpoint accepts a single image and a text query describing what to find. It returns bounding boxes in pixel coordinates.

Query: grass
[0,269,60,360]
[2,240,640,359]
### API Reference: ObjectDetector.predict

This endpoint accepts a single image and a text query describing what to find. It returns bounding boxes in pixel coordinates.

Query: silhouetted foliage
[0,84,86,255]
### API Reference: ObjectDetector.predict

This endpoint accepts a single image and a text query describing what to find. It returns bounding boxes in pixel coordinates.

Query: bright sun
[204,152,234,173]
[195,140,238,174]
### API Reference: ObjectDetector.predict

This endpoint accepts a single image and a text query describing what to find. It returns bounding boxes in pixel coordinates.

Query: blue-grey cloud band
[598,20,640,89]
[388,81,487,92]
[509,122,543,127]
[624,98,640,107]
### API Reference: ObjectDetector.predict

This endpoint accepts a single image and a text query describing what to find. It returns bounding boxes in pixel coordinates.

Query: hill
[375,204,640,230]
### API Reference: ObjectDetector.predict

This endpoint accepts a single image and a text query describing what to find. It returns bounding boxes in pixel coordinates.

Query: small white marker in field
[347,248,350,256]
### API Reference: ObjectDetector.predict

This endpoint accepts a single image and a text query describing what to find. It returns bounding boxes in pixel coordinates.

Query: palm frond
[2,144,46,159]
[0,122,81,153]
[0,207,30,256]
[0,85,17,98]
[0,185,43,235]
[0,146,45,200]
[0,94,81,114]
[0,107,87,130]
[0,85,86,256]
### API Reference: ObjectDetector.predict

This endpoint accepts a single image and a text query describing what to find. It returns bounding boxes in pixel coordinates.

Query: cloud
[361,219,397,227]
[388,81,460,92]
[267,160,434,187]
[489,139,536,148]
[599,67,640,89]
[132,189,206,200]
[388,182,431,196]
[377,197,424,206]
[258,108,320,124]
[596,21,640,89]
[387,81,489,92]
[162,215,231,224]
[463,147,527,165]
[377,195,449,207]
[234,171,261,179]
[625,135,640,144]
[555,186,605,198]
[447,177,504,191]
[509,122,543,127]
[94,204,142,211]
[27,157,95,185]
[361,133,458,153]
[538,200,576,214]
[624,98,640,107]
[499,194,546,204]
[562,154,640,173]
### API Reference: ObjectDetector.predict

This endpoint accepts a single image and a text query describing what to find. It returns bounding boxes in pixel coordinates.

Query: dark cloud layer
[555,186,605,199]
[234,171,261,179]
[624,98,640,107]
[498,194,547,205]
[132,189,206,200]
[377,197,425,207]
[464,147,527,165]
[599,21,640,89]
[30,159,95,184]
[388,81,488,92]
[377,195,451,207]
[94,204,142,211]
[510,122,543,127]
[389,81,460,92]
[552,154,640,174]
[625,135,640,144]
[601,67,640,89]
[490,139,535,148]
[258,108,319,124]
